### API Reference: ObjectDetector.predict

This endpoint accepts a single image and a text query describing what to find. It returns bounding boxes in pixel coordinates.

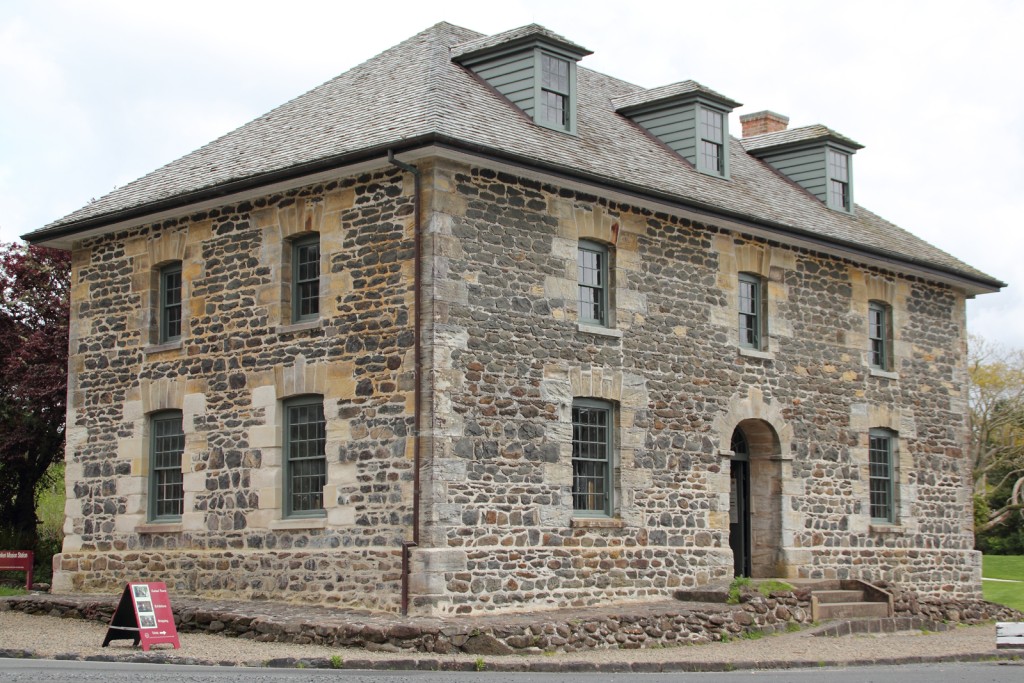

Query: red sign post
[0,550,34,590]
[102,582,180,651]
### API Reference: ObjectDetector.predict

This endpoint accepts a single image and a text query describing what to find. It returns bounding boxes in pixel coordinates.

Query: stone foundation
[52,548,403,612]
[3,588,1020,655]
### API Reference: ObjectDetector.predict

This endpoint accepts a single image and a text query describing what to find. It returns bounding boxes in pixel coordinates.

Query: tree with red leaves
[0,243,70,551]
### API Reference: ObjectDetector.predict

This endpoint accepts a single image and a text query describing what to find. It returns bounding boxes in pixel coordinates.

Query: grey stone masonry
[4,591,1020,655]
[58,169,418,612]
[413,156,979,614]
[55,152,981,616]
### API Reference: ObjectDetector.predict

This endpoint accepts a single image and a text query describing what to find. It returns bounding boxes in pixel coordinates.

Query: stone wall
[5,590,1019,655]
[57,168,418,612]
[414,157,979,614]
[56,153,981,615]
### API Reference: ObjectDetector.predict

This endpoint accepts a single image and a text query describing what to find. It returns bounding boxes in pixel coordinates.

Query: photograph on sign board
[132,585,149,598]
[135,600,153,613]
[139,614,157,628]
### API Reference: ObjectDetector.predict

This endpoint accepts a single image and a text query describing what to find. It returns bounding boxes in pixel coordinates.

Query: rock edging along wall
[3,589,1020,654]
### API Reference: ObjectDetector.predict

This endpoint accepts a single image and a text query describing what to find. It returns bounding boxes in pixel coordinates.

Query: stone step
[813,589,866,604]
[815,601,891,620]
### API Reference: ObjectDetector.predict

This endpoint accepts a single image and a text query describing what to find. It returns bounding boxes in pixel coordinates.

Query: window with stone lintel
[572,398,614,517]
[284,395,327,518]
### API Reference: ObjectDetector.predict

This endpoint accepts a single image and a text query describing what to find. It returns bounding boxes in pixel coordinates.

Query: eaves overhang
[24,134,1005,296]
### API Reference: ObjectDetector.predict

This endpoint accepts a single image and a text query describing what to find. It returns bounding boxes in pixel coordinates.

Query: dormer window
[452,24,591,136]
[613,81,740,179]
[742,123,863,214]
[699,108,725,175]
[540,54,571,128]
[827,149,851,211]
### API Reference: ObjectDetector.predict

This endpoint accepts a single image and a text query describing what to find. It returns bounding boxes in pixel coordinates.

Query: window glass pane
[287,400,326,514]
[699,108,724,144]
[829,179,848,209]
[701,140,722,173]
[541,54,569,93]
[828,150,849,181]
[540,54,570,127]
[577,244,607,325]
[572,403,610,514]
[152,414,184,519]
[161,266,182,341]
[869,303,888,369]
[738,276,760,348]
[869,433,893,521]
[294,239,320,320]
[539,90,567,127]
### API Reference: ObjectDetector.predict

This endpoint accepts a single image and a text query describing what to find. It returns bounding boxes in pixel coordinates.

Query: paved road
[1,660,1022,682]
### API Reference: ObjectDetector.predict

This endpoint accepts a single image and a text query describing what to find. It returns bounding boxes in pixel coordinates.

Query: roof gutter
[22,135,443,246]
[27,133,1006,294]
[424,138,1006,294]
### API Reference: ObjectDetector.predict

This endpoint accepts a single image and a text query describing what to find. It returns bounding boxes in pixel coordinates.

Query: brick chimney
[740,110,789,138]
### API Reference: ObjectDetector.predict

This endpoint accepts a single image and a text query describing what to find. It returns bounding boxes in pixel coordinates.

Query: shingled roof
[741,124,864,153]
[24,22,1002,291]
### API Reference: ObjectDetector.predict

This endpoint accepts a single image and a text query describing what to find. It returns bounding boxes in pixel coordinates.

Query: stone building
[26,23,1003,616]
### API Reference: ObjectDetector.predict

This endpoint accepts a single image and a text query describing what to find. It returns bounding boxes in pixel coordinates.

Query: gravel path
[0,610,1009,670]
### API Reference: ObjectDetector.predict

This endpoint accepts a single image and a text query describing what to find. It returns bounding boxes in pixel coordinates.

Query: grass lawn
[0,586,27,597]
[982,555,1024,613]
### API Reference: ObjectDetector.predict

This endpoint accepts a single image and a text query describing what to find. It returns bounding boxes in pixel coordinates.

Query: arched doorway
[729,419,783,578]
[729,428,751,577]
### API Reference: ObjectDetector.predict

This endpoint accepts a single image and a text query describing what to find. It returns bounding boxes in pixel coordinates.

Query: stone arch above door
[713,387,792,460]
[716,387,796,579]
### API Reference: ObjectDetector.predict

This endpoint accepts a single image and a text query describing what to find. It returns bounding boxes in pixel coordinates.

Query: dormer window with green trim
[451,24,591,136]
[742,123,863,214]
[613,81,741,179]
[827,149,851,212]
[699,108,725,175]
[540,53,571,129]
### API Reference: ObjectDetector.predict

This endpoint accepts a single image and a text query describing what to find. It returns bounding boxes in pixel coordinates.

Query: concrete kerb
[1,646,1022,672]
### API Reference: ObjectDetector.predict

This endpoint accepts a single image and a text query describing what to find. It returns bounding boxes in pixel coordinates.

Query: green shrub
[726,577,753,604]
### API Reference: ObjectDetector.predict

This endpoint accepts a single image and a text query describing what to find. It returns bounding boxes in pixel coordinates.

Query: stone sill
[577,323,623,339]
[571,517,625,529]
[135,522,183,534]
[870,523,905,534]
[869,368,899,380]
[276,320,321,335]
[269,517,328,531]
[738,347,774,361]
[143,340,183,356]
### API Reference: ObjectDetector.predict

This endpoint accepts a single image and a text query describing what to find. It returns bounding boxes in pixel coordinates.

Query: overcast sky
[2,0,1022,348]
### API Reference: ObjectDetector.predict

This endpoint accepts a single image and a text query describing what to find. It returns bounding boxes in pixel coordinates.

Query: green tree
[969,336,1024,550]
[0,243,70,553]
